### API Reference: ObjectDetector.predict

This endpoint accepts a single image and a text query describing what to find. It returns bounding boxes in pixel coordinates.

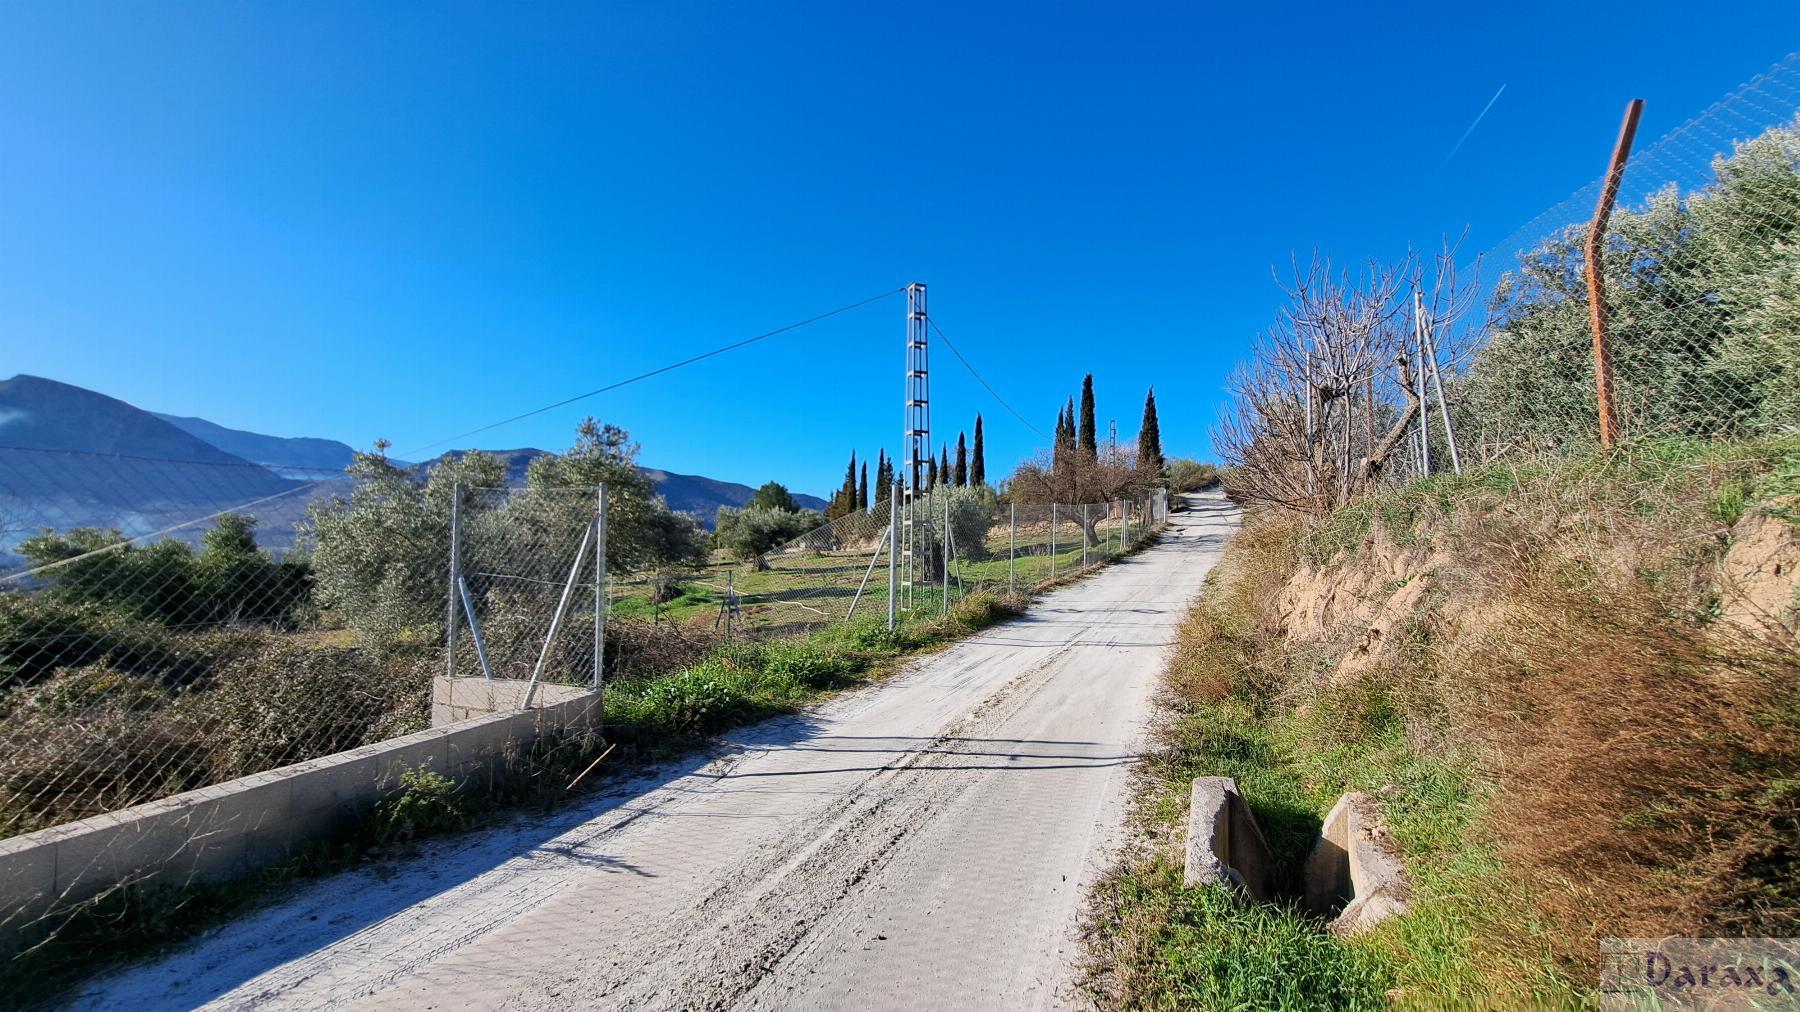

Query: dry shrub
[1205,440,1798,988]
[0,666,213,836]
[193,641,433,779]
[1457,560,1799,970]
[1165,607,1237,704]
[605,618,720,683]
[0,635,436,835]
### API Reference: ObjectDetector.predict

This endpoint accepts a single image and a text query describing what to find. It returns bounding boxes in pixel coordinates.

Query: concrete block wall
[0,689,598,950]
[431,676,592,727]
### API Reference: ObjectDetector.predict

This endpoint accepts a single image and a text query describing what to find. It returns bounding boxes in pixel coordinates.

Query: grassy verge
[0,589,1028,1007]
[1086,438,1799,1010]
[603,516,1148,629]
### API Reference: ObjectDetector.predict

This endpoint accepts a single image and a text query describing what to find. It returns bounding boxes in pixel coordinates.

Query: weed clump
[371,765,467,844]
[622,669,748,736]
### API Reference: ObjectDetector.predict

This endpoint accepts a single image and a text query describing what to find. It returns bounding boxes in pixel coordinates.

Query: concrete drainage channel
[1183,777,1411,934]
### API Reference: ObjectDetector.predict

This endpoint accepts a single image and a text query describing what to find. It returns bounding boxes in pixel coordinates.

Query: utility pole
[903,282,929,610]
[905,282,931,491]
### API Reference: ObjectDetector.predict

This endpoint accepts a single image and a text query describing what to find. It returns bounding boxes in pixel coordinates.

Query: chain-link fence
[639,486,1171,637]
[1216,54,1800,512]
[451,485,602,689]
[0,437,1171,845]
[1458,53,1800,458]
[0,449,389,840]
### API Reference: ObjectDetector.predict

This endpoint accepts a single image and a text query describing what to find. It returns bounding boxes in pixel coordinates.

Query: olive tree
[304,444,504,648]
[714,506,814,571]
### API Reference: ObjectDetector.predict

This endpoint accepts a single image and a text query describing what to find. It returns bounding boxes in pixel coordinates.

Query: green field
[604,511,1150,635]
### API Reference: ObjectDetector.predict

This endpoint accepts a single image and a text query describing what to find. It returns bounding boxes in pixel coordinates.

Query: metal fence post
[1118,499,1126,553]
[887,482,898,630]
[594,484,607,693]
[941,490,950,614]
[1082,504,1089,568]
[1008,503,1016,594]
[1586,98,1645,449]
[1050,503,1057,581]
[445,483,461,680]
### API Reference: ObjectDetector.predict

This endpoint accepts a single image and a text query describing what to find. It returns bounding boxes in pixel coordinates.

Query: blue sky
[2,3,1795,498]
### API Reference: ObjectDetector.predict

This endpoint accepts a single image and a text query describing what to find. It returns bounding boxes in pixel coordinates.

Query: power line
[927,318,1050,441]
[4,286,909,583]
[402,286,909,457]
[0,444,338,473]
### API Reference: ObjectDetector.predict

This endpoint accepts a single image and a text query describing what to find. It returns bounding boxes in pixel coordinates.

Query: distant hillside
[419,451,827,526]
[642,467,827,519]
[1,375,250,465]
[152,412,363,477]
[1,375,830,561]
[0,376,307,560]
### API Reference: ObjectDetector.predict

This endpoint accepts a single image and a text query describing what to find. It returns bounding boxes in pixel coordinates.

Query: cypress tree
[835,451,856,518]
[940,444,950,487]
[859,461,869,510]
[926,453,938,489]
[1138,387,1164,473]
[954,432,968,487]
[1051,397,1065,468]
[971,415,986,487]
[1052,404,1069,469]
[1079,374,1097,455]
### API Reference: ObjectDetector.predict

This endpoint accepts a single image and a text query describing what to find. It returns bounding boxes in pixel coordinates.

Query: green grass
[1090,583,1584,1010]
[0,588,1032,1007]
[603,514,1158,634]
[1090,861,1395,1011]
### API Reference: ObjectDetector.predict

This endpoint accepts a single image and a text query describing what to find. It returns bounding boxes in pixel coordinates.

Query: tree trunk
[1359,359,1423,484]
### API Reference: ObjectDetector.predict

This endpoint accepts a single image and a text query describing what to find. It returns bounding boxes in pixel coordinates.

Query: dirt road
[78,495,1237,1011]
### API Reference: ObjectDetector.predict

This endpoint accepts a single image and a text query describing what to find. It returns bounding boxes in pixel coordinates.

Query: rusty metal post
[1585,99,1644,449]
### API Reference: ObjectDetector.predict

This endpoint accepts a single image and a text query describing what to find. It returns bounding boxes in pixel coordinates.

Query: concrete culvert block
[1183,776,1273,900]
[1304,791,1411,935]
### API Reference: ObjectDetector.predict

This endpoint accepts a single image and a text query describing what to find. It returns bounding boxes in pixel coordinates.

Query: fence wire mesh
[1216,54,1800,513]
[452,485,601,689]
[1464,53,1800,455]
[660,486,1171,637]
[0,450,393,840]
[0,437,1170,846]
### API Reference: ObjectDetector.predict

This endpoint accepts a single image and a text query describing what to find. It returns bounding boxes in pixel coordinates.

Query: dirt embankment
[1214,441,1799,988]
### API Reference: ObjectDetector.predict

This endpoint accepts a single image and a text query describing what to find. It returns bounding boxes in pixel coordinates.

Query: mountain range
[0,375,822,561]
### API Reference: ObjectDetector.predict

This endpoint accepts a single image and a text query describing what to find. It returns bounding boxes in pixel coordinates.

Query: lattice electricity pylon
[901,282,930,610]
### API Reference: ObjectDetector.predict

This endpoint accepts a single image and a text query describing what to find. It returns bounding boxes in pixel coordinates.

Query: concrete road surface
[78,494,1238,1011]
